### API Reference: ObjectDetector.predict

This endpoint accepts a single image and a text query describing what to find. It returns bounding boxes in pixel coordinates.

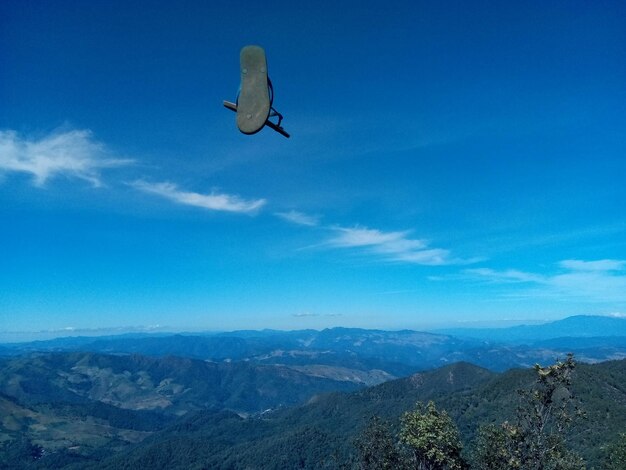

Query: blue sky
[1,1,625,339]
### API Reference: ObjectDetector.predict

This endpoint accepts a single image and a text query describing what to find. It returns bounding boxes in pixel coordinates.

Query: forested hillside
[3,355,624,469]
[102,359,626,469]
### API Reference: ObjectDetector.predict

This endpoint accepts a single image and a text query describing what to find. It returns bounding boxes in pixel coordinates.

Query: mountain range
[2,316,625,376]
[1,315,625,468]
[2,354,624,469]
[434,314,626,342]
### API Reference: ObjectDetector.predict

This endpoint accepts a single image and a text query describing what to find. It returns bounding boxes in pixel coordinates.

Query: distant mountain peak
[433,314,626,343]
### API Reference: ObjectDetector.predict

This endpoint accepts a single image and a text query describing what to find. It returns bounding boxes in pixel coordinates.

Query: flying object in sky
[223,45,289,138]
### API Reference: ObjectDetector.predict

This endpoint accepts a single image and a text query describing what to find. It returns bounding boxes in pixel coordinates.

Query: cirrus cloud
[275,210,320,226]
[131,180,266,214]
[326,225,474,266]
[0,129,131,187]
[559,259,626,272]
[466,259,626,303]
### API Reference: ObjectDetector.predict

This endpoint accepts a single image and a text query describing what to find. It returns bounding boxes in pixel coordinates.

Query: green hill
[2,354,625,469]
[0,351,366,469]
[94,359,626,470]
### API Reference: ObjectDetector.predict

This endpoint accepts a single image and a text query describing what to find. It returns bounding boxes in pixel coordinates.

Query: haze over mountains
[2,315,625,375]
[434,314,626,342]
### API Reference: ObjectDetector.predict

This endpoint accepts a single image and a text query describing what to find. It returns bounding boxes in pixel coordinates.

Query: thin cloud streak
[466,259,626,302]
[291,312,342,318]
[559,259,626,272]
[0,129,131,187]
[326,225,472,266]
[465,268,545,283]
[130,180,266,214]
[329,227,425,250]
[275,210,320,226]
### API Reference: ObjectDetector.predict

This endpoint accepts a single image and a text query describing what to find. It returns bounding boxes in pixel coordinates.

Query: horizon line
[2,314,622,344]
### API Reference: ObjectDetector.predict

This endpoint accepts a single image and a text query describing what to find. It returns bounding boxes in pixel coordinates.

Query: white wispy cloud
[0,129,131,186]
[326,226,470,266]
[466,259,626,302]
[559,259,626,272]
[464,268,545,283]
[275,210,320,226]
[131,180,266,214]
[291,312,342,318]
[329,227,424,250]
[275,212,471,266]
[394,249,457,265]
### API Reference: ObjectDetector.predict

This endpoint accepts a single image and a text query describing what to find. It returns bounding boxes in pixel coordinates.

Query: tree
[354,416,403,470]
[0,437,44,469]
[472,354,585,470]
[604,433,626,470]
[515,354,584,470]
[472,423,520,470]
[399,401,465,470]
